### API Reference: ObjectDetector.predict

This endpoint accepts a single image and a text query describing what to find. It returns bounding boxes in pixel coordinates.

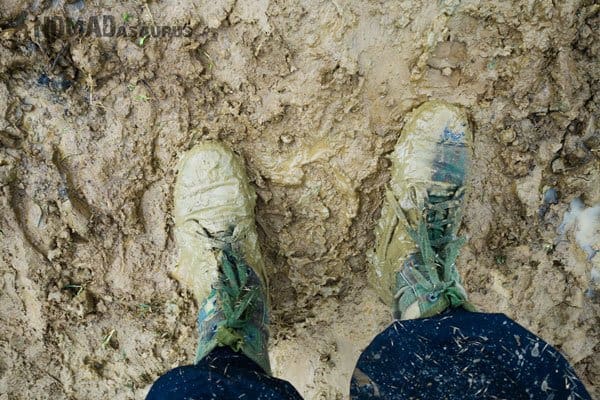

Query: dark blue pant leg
[147,347,303,400]
[351,308,591,399]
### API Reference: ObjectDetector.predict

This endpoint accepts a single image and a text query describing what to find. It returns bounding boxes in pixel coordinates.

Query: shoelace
[392,186,471,309]
[213,243,261,350]
[192,224,263,350]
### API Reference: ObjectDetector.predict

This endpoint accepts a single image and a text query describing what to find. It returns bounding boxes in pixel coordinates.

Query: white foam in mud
[559,198,600,260]
[558,198,600,288]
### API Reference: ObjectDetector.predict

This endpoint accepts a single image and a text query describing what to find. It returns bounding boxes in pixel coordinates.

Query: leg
[351,308,591,399]
[148,347,302,399]
[148,143,302,399]
[362,102,591,398]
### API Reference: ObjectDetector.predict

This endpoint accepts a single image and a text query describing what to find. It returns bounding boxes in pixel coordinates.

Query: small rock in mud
[499,128,516,144]
[538,187,559,218]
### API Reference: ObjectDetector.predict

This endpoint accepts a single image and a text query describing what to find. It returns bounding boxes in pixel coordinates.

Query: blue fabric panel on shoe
[351,308,591,399]
[147,347,303,400]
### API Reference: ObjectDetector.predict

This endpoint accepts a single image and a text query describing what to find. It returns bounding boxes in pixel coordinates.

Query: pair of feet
[172,101,475,374]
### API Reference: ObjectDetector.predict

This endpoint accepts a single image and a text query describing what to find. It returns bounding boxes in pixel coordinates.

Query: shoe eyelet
[426,292,439,302]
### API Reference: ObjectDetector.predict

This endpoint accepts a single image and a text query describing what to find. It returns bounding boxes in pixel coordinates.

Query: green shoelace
[213,245,261,350]
[395,187,475,316]
[194,226,270,373]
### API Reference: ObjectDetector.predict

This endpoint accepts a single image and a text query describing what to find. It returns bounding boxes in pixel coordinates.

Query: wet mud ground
[0,0,599,399]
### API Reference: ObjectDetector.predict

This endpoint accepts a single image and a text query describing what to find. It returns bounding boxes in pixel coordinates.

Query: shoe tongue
[431,132,469,185]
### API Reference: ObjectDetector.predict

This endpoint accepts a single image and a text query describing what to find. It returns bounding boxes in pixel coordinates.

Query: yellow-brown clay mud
[0,1,598,398]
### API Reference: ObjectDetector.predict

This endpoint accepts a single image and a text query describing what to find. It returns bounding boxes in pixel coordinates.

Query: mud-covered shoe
[173,142,271,373]
[368,101,476,320]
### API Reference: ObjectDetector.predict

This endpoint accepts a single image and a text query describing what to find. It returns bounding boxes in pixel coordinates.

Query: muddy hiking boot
[368,101,477,320]
[173,142,271,374]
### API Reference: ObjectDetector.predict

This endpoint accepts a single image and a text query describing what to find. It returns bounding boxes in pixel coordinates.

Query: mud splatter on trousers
[147,309,591,399]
